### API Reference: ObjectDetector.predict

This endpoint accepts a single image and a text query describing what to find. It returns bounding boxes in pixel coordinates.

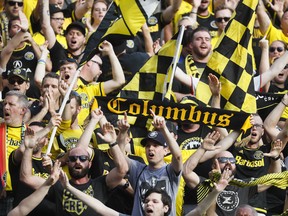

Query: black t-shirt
[90,148,144,214]
[48,176,109,216]
[197,177,257,216]
[3,43,40,99]
[9,151,56,216]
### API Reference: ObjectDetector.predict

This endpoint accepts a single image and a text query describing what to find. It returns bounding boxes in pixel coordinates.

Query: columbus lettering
[106,98,233,127]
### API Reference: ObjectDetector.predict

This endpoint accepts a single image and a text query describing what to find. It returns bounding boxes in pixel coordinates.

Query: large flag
[196,0,258,113]
[118,32,182,101]
[81,0,160,65]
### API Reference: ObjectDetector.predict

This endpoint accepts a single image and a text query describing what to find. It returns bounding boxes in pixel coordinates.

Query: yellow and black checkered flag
[115,32,182,136]
[196,0,257,113]
[118,33,181,102]
[81,0,160,65]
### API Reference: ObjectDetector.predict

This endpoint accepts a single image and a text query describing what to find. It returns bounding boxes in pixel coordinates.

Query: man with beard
[172,26,212,101]
[20,126,129,216]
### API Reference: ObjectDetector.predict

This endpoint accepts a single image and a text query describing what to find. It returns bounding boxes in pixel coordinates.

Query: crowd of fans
[0,0,288,215]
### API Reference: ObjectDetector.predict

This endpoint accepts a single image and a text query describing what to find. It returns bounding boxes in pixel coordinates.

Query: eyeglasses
[90,60,102,67]
[252,124,263,129]
[7,1,23,6]
[51,17,65,22]
[8,79,25,85]
[68,155,89,162]
[215,17,230,23]
[217,157,236,164]
[269,47,284,53]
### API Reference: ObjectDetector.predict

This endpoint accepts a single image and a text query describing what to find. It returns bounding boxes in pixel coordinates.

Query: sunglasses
[215,17,230,23]
[252,124,263,129]
[68,155,89,162]
[7,1,23,6]
[269,47,284,53]
[217,157,236,164]
[8,79,25,85]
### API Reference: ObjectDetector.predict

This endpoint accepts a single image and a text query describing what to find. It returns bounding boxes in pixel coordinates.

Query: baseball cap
[65,21,86,36]
[49,4,63,15]
[8,68,29,81]
[141,131,167,147]
[180,96,199,105]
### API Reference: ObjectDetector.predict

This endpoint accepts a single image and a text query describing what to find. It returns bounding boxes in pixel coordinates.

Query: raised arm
[20,117,61,189]
[59,170,119,216]
[260,51,288,89]
[257,0,272,36]
[74,0,94,20]
[116,112,131,153]
[151,109,183,174]
[264,93,288,141]
[208,73,229,139]
[162,0,182,23]
[76,108,103,155]
[34,42,50,88]
[40,0,57,49]
[186,168,231,216]
[97,122,129,190]
[200,130,241,162]
[101,40,125,94]
[183,131,221,189]
[8,161,61,216]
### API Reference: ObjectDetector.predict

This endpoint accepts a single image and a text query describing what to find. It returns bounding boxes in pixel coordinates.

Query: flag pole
[163,25,185,100]
[46,66,82,155]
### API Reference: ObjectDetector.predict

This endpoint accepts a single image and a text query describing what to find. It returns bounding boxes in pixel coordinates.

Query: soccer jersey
[75,82,105,126]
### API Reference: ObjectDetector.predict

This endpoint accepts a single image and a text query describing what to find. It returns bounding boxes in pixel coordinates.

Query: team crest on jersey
[24,52,34,61]
[126,39,135,49]
[148,16,158,25]
[210,20,217,29]
[253,150,264,160]
[217,190,239,211]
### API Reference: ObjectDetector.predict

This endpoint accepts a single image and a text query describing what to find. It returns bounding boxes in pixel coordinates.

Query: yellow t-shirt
[6,125,26,191]
[75,82,106,126]
[32,32,68,49]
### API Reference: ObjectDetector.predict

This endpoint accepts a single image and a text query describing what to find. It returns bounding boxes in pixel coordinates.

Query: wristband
[190,11,197,14]
[271,155,281,161]
[38,59,46,64]
[109,141,118,148]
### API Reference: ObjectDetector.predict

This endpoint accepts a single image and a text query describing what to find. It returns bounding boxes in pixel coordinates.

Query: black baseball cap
[65,21,86,36]
[8,68,29,81]
[141,131,167,147]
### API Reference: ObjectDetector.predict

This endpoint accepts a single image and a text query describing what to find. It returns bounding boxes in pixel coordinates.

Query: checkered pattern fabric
[196,0,257,113]
[81,0,160,65]
[118,34,179,101]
